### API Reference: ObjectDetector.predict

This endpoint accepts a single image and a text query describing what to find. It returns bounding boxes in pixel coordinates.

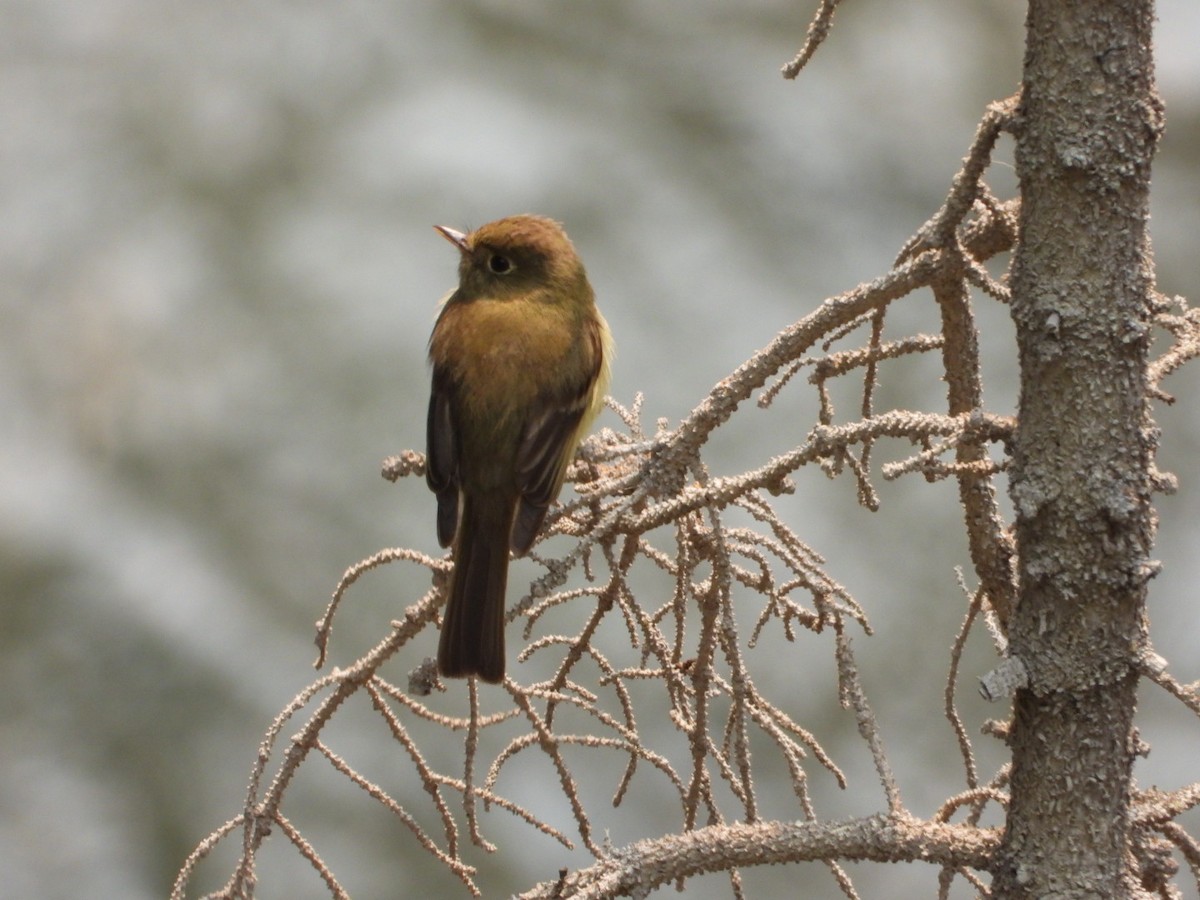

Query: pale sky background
[2,2,1198,898]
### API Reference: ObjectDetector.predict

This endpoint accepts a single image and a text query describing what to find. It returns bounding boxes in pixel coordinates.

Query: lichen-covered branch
[519,815,1000,900]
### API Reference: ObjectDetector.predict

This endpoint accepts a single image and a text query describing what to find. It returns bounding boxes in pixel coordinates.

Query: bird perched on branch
[426,215,612,683]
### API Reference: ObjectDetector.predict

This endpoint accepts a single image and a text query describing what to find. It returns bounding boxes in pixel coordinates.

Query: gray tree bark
[997,1,1163,897]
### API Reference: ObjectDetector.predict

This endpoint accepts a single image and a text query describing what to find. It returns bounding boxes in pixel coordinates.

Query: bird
[426,215,612,683]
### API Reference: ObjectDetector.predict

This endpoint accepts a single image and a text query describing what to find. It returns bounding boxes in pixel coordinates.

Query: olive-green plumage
[427,215,612,683]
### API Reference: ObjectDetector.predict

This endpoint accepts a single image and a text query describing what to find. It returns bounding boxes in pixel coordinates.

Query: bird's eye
[488,254,512,274]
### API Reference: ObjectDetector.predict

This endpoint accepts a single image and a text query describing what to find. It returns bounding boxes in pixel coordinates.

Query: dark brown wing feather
[511,321,604,554]
[511,400,587,554]
[426,368,460,548]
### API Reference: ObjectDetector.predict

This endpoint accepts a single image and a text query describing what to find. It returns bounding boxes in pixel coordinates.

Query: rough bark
[996,1,1163,897]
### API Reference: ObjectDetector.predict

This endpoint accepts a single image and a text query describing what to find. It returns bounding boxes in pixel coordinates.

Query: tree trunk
[996,1,1163,897]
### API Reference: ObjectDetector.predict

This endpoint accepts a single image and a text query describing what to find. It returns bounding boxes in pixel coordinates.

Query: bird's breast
[434,297,580,426]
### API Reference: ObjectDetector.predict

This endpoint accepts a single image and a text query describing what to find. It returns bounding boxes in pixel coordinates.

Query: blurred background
[2,1,1198,897]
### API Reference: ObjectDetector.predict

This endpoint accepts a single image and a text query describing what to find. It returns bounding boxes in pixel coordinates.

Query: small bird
[426,215,613,683]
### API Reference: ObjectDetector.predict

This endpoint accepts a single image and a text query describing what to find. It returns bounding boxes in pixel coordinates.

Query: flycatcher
[427,215,613,683]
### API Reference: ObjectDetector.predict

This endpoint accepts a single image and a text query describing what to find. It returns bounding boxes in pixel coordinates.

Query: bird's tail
[437,494,513,683]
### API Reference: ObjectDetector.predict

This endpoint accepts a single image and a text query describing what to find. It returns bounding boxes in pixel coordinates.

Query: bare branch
[781,0,844,79]
[519,816,999,899]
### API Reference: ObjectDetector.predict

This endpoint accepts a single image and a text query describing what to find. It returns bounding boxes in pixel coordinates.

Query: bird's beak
[433,225,470,254]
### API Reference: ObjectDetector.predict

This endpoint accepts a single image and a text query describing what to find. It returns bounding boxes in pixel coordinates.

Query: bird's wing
[426,365,460,548]
[511,317,605,555]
